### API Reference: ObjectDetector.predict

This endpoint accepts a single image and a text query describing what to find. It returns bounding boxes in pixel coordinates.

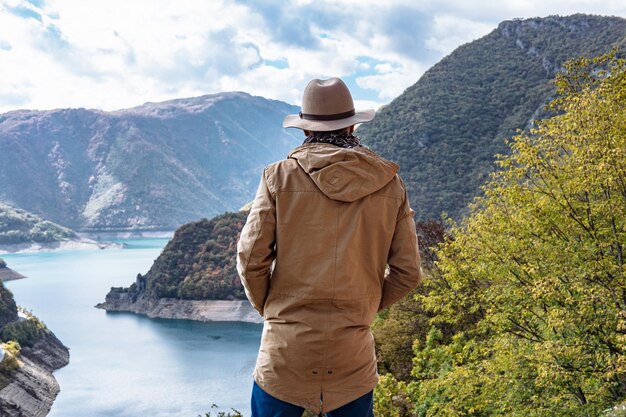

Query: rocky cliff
[0,277,69,417]
[97,212,447,325]
[0,331,70,417]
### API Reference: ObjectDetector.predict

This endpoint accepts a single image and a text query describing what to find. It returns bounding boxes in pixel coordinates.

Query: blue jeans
[251,381,374,417]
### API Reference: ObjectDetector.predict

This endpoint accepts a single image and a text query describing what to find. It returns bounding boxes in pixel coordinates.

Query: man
[237,78,421,417]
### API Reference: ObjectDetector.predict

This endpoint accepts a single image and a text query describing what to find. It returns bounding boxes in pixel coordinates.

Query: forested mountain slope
[359,14,626,220]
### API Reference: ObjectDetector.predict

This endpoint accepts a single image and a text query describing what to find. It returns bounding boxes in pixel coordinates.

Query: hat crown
[282,76,374,131]
[301,78,355,116]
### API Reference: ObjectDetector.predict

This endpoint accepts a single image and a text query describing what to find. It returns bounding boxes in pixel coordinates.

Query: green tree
[374,52,626,416]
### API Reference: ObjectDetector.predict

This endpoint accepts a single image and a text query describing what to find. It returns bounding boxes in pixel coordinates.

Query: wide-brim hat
[283,78,375,132]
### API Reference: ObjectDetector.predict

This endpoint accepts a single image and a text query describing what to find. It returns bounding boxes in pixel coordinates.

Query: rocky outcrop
[0,267,26,282]
[0,331,70,417]
[96,291,262,324]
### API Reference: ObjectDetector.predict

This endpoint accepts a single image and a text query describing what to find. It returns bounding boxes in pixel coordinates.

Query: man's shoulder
[265,157,300,176]
[377,173,407,200]
[263,156,306,195]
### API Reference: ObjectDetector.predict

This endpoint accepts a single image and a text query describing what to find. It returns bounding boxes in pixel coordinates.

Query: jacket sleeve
[379,184,422,311]
[236,168,277,316]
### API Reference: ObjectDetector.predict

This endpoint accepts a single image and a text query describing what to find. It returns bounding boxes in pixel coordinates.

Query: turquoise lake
[3,239,262,417]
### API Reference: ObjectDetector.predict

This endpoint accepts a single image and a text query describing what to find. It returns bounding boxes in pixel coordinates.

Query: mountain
[358,14,626,221]
[0,92,300,231]
[0,203,76,245]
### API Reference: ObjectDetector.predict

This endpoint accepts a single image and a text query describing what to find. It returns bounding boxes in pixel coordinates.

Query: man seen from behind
[237,77,422,417]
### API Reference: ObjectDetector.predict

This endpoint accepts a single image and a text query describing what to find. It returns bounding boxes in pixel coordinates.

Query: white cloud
[0,0,625,113]
[353,99,384,111]
[356,61,428,101]
[425,15,495,54]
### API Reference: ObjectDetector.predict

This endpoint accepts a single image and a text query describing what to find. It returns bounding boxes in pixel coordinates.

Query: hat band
[298,109,356,121]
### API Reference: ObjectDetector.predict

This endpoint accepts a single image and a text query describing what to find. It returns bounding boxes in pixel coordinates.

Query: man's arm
[236,168,277,316]
[379,185,422,311]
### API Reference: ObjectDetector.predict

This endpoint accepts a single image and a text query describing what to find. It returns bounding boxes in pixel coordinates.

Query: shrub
[0,340,21,371]
[1,317,45,348]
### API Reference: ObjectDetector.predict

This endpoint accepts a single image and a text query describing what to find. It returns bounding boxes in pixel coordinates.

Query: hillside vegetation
[0,203,76,245]
[0,283,18,330]
[359,14,626,221]
[373,53,626,416]
[139,211,249,300]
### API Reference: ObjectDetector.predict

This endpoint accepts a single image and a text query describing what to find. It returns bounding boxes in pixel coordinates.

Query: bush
[198,404,243,417]
[0,340,21,371]
[1,317,45,348]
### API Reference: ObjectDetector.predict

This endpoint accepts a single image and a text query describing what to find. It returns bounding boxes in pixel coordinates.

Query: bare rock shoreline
[0,267,26,282]
[0,239,122,254]
[0,331,70,417]
[96,295,263,324]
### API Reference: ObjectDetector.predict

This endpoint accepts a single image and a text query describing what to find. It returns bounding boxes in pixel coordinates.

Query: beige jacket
[236,143,421,413]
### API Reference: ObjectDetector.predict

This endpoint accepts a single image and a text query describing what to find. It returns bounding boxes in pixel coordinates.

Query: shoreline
[0,331,70,417]
[96,297,263,324]
[0,268,26,281]
[78,230,174,240]
[0,239,122,255]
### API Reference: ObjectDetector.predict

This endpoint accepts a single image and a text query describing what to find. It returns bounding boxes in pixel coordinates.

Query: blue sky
[0,0,625,113]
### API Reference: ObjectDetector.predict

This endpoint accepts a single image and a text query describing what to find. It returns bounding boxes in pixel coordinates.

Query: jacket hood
[288,143,399,202]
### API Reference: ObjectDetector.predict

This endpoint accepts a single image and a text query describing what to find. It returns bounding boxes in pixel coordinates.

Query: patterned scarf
[303,131,362,148]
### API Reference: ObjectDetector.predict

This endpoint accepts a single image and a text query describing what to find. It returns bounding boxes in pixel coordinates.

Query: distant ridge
[0,203,76,245]
[0,92,300,231]
[359,14,626,221]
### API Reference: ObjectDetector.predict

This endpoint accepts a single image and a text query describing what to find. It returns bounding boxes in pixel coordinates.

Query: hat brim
[283,109,375,132]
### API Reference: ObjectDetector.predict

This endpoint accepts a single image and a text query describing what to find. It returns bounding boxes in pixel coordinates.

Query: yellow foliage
[379,52,626,416]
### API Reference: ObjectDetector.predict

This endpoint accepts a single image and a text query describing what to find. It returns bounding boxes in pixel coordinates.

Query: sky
[0,0,625,113]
